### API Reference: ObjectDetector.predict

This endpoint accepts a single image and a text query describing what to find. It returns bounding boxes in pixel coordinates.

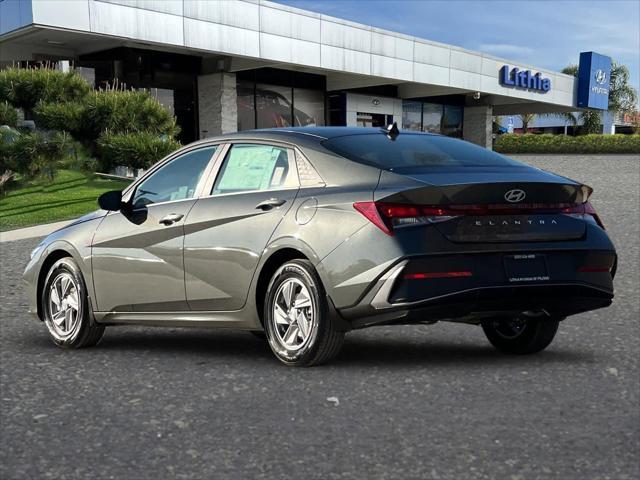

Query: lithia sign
[499,65,551,93]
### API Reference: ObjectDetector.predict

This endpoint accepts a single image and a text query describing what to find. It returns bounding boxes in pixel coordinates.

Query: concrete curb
[0,220,71,242]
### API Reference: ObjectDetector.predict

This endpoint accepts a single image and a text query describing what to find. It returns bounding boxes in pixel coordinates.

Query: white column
[463,105,494,149]
[197,72,237,138]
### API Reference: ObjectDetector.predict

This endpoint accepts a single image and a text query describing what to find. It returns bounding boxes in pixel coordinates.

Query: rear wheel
[42,258,105,348]
[264,260,344,366]
[482,314,560,354]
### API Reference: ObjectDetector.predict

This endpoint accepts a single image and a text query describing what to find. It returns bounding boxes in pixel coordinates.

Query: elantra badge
[504,189,526,203]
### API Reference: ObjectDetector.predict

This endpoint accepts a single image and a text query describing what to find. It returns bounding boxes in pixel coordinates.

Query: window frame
[200,141,300,199]
[121,143,223,208]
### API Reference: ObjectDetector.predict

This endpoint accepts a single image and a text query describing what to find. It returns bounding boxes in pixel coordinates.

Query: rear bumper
[339,249,615,328]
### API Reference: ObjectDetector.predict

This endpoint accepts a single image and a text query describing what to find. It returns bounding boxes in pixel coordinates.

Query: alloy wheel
[272,278,314,351]
[46,272,81,340]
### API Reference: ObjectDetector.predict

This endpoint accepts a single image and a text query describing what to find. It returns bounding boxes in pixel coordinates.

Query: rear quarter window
[322,133,523,170]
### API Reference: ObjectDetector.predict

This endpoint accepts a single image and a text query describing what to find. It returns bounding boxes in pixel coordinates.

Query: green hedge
[96,131,181,171]
[495,134,640,154]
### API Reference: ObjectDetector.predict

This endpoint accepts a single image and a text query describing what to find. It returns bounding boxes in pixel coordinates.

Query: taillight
[353,201,605,235]
[353,202,459,236]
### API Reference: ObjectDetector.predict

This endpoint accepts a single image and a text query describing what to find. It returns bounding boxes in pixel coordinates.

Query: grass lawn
[0,170,131,232]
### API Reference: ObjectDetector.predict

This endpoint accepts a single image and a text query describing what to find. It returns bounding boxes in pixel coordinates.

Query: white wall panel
[371,55,412,80]
[413,42,450,68]
[321,19,370,53]
[343,48,371,75]
[413,63,449,86]
[89,1,183,45]
[259,5,320,43]
[97,0,183,16]
[450,69,481,90]
[33,0,90,31]
[184,17,258,56]
[184,0,259,31]
[260,33,320,66]
[450,49,482,73]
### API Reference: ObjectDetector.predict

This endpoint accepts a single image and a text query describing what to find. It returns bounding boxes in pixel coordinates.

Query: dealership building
[0,0,612,147]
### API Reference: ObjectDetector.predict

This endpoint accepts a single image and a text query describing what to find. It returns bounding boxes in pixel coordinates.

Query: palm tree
[518,113,536,133]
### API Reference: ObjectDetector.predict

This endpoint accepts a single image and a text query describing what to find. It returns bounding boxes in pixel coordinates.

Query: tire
[263,260,344,366]
[482,314,561,355]
[41,257,105,348]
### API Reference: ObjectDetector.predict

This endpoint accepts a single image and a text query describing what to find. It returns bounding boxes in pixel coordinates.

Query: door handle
[159,213,184,226]
[255,198,287,211]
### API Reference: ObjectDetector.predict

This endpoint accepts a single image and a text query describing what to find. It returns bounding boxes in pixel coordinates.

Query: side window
[212,144,292,195]
[132,147,216,208]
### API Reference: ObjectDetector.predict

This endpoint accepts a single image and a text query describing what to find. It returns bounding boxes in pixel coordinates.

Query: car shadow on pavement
[21,327,594,368]
[335,335,593,367]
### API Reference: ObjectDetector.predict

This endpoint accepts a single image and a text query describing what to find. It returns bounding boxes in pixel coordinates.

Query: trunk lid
[375,166,590,243]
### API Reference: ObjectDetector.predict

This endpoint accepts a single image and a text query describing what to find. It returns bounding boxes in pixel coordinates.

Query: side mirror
[98,190,123,211]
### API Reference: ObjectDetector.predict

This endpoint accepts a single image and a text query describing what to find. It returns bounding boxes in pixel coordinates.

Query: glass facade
[401,99,464,137]
[401,101,422,131]
[237,80,256,131]
[236,68,326,131]
[256,84,293,129]
[293,88,325,127]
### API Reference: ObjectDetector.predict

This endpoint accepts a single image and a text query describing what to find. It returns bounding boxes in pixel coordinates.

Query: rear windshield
[322,133,523,170]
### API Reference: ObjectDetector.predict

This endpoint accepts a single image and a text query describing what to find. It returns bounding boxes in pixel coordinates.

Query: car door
[91,145,218,312]
[184,142,299,310]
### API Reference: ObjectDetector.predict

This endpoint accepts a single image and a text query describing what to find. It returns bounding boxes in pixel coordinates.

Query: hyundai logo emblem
[372,98,381,106]
[595,69,607,85]
[504,189,526,203]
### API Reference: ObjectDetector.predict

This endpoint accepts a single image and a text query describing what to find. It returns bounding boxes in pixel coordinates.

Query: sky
[278,0,640,94]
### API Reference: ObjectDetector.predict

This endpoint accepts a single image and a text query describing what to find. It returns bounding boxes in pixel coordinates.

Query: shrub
[78,89,180,141]
[96,131,181,172]
[0,66,91,110]
[0,101,18,127]
[494,134,640,154]
[1,130,75,180]
[32,101,83,133]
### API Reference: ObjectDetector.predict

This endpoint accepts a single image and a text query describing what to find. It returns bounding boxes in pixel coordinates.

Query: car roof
[183,127,440,152]
[255,126,439,140]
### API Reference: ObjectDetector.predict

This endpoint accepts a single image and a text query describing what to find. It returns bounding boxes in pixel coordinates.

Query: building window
[401,100,462,137]
[442,105,463,138]
[237,80,256,131]
[256,84,293,129]
[422,103,443,133]
[293,88,325,127]
[236,68,326,131]
[402,101,422,131]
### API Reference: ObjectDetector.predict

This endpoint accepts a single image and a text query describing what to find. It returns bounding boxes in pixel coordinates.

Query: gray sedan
[23,127,616,366]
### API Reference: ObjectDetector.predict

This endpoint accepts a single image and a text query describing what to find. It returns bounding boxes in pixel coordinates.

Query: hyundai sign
[500,66,551,93]
[577,52,611,110]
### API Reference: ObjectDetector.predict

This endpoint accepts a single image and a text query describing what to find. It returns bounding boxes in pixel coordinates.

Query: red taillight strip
[353,201,605,235]
[404,271,473,280]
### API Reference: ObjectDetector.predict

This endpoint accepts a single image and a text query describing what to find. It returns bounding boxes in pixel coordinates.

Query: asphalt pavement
[1,155,638,479]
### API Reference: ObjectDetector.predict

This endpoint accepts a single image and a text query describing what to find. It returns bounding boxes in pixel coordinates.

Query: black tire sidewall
[482,317,560,355]
[264,260,328,366]
[41,257,97,348]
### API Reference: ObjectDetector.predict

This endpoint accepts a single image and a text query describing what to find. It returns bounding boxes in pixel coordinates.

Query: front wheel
[482,314,561,355]
[264,260,344,366]
[41,257,105,348]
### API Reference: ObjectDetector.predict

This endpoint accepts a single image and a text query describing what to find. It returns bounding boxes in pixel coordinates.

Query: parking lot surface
[1,155,638,479]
